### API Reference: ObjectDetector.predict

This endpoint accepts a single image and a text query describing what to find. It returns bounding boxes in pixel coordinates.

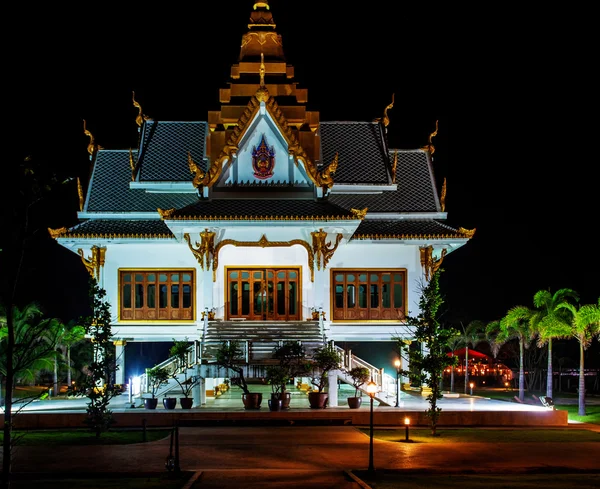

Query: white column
[327,370,339,407]
[114,340,126,385]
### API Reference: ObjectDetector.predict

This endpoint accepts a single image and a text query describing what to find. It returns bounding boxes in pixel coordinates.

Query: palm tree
[530,288,579,398]
[487,306,534,402]
[446,330,463,393]
[554,297,600,416]
[58,320,86,389]
[460,320,487,394]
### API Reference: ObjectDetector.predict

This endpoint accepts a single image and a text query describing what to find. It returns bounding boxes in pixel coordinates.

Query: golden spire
[259,52,266,87]
[440,178,447,212]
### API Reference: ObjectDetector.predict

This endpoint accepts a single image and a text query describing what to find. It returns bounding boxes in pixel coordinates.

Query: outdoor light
[404,417,410,442]
[366,379,377,474]
[469,382,474,396]
[394,358,402,407]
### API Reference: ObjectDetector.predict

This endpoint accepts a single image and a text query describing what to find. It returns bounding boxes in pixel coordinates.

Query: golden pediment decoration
[350,207,368,220]
[421,120,439,155]
[311,229,343,271]
[184,230,215,271]
[77,245,106,280]
[213,235,314,282]
[157,208,177,220]
[419,245,447,281]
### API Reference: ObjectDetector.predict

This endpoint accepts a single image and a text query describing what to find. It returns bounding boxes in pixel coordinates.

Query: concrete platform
[3,385,568,429]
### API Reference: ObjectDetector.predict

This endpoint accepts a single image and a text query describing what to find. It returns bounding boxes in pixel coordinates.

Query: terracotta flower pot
[308,391,328,409]
[347,396,362,409]
[242,393,263,410]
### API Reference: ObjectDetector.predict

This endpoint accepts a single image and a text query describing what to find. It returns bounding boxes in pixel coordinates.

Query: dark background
[7,1,598,375]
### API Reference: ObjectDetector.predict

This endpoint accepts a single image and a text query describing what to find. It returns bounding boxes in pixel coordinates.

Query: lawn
[0,428,172,445]
[9,472,194,489]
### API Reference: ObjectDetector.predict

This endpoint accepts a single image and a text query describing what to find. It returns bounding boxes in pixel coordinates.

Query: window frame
[331,268,407,321]
[119,269,195,321]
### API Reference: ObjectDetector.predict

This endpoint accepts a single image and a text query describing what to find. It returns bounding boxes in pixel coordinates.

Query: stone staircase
[201,320,326,364]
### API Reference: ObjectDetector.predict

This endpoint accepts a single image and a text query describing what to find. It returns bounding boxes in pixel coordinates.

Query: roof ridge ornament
[129,149,140,182]
[440,178,447,212]
[132,91,152,128]
[373,94,394,128]
[421,120,439,155]
[83,119,103,158]
[77,177,84,211]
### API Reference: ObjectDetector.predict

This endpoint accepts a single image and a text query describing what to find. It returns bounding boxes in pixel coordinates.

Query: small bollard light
[504,381,510,391]
[469,382,474,396]
[366,379,378,474]
[404,417,410,442]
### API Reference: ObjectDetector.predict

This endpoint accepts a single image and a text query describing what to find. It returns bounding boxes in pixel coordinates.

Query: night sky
[9,1,599,373]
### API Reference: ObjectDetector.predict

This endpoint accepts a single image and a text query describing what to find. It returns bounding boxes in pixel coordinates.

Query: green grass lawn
[0,428,172,445]
[358,427,599,443]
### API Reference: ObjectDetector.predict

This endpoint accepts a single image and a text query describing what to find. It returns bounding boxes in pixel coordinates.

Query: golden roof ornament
[440,178,447,212]
[391,151,398,184]
[47,227,68,239]
[458,227,476,238]
[83,119,102,157]
[254,1,269,9]
[132,91,152,127]
[421,119,439,155]
[129,149,139,181]
[374,94,394,128]
[77,177,84,211]
[157,208,177,220]
[350,207,368,220]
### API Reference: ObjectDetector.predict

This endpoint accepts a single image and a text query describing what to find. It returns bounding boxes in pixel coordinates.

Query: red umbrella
[447,348,490,360]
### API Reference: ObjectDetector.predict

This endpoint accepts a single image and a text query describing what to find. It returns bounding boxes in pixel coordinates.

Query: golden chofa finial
[132,91,152,127]
[83,119,102,156]
[254,1,269,9]
[374,94,394,128]
[421,119,439,155]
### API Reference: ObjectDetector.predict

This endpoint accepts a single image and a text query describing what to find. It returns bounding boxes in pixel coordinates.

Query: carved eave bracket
[213,235,314,282]
[421,120,439,155]
[419,245,447,281]
[184,230,216,271]
[311,229,343,271]
[77,245,106,280]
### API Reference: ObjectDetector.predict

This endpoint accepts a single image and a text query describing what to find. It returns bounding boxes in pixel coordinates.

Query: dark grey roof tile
[353,220,465,239]
[63,220,174,238]
[139,121,208,181]
[319,122,390,184]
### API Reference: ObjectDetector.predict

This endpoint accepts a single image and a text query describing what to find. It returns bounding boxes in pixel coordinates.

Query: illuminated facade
[51,1,473,396]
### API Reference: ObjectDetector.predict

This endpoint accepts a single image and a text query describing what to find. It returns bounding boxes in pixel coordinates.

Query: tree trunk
[519,339,525,402]
[67,346,72,387]
[2,304,15,488]
[450,353,455,392]
[464,347,470,394]
[578,341,586,417]
[546,339,553,398]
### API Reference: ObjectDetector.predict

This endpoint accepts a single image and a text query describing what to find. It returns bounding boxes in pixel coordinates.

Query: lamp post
[469,382,474,396]
[366,379,377,474]
[404,417,410,442]
[394,358,401,408]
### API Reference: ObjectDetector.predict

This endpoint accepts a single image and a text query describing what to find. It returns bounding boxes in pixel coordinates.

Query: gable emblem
[252,134,275,180]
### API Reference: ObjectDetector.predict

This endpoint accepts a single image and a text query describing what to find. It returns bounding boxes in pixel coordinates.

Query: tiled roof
[86,150,199,212]
[59,220,174,238]
[169,199,356,220]
[352,220,467,240]
[319,122,390,184]
[329,150,438,212]
[138,121,208,181]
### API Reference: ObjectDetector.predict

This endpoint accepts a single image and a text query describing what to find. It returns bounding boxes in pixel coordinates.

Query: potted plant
[310,306,320,321]
[268,341,310,410]
[215,340,262,409]
[346,366,370,408]
[265,365,289,411]
[144,366,170,409]
[169,337,200,409]
[307,344,342,409]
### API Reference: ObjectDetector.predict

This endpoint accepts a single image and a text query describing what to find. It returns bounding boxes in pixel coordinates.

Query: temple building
[49,1,473,404]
